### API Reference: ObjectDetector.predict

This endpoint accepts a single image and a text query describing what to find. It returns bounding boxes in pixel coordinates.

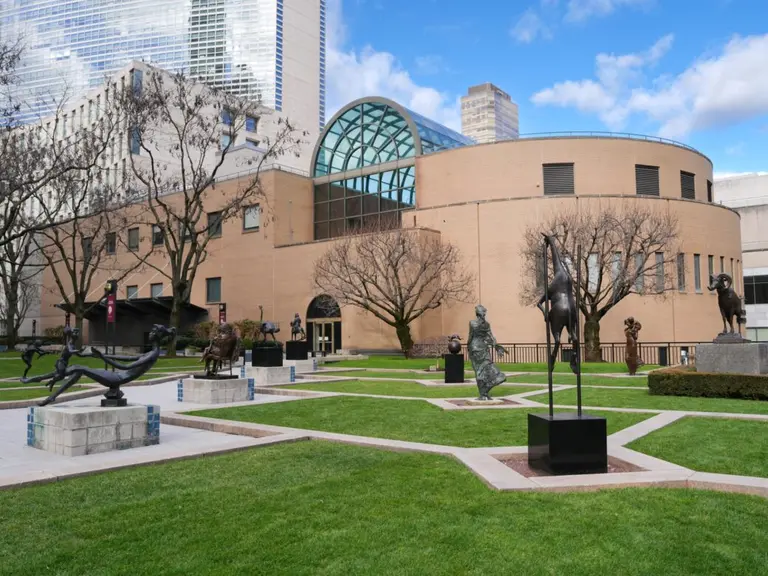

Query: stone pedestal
[465,398,504,406]
[27,404,160,456]
[528,413,607,475]
[251,366,295,386]
[286,340,310,360]
[443,354,465,383]
[284,358,318,374]
[178,378,253,404]
[696,342,768,374]
[252,346,284,367]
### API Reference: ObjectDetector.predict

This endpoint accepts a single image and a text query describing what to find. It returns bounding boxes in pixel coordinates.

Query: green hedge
[649,367,768,401]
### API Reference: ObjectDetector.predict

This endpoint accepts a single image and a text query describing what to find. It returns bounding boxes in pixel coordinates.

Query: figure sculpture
[22,328,86,393]
[24,324,175,407]
[708,273,747,338]
[290,313,306,341]
[257,305,280,342]
[537,234,579,374]
[201,323,241,377]
[467,305,507,400]
[21,340,49,378]
[447,334,462,355]
[624,317,642,376]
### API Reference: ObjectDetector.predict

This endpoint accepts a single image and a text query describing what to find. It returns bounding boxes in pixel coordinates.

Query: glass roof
[313,98,473,177]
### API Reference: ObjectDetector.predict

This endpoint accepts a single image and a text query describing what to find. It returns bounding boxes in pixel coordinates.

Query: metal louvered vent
[542,163,574,195]
[680,171,695,200]
[635,165,660,196]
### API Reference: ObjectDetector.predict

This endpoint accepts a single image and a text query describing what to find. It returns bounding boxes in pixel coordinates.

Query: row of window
[541,163,713,201]
[125,277,222,304]
[744,276,768,305]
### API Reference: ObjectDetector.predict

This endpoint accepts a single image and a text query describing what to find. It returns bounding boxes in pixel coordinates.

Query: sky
[324,0,768,179]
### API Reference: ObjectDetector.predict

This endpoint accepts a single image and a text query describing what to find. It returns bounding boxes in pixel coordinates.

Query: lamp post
[104,280,117,370]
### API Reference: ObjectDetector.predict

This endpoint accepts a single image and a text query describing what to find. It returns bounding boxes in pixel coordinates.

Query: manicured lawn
[629,417,768,478]
[191,396,650,447]
[0,356,202,380]
[1,443,766,576]
[318,369,472,380]
[286,379,543,398]
[508,373,648,387]
[531,387,768,415]
[0,386,89,401]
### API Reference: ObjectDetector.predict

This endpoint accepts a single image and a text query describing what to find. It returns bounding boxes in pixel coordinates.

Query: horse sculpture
[537,234,579,374]
[708,273,747,337]
[257,305,280,342]
[290,313,306,341]
[201,323,241,376]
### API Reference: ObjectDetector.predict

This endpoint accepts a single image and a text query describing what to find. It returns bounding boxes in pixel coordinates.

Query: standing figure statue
[537,234,579,374]
[22,327,89,392]
[21,340,49,378]
[290,313,306,341]
[468,305,507,400]
[624,317,642,376]
[708,273,747,339]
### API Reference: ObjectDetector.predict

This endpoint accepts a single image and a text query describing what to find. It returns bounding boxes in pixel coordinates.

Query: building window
[677,253,686,292]
[680,171,695,200]
[152,225,164,246]
[611,252,622,282]
[206,277,221,303]
[106,232,116,255]
[744,275,768,305]
[636,165,660,196]
[542,163,574,195]
[655,252,664,293]
[243,204,260,230]
[246,115,258,132]
[82,237,93,262]
[246,138,260,149]
[150,283,163,298]
[707,180,713,203]
[126,285,138,300]
[708,255,714,279]
[587,252,599,294]
[221,108,233,125]
[220,133,232,150]
[208,211,222,237]
[694,254,701,292]
[128,227,139,251]
[131,68,143,95]
[634,253,644,293]
[720,256,724,274]
[730,258,734,277]
[129,128,140,155]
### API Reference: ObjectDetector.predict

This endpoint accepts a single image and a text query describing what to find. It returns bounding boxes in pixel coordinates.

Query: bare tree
[0,229,42,346]
[520,204,681,361]
[117,68,305,354]
[313,224,475,357]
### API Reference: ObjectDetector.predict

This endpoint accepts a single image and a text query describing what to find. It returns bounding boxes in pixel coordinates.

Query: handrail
[513,131,702,155]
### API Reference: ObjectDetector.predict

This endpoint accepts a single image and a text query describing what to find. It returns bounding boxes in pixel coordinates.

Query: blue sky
[326,0,768,178]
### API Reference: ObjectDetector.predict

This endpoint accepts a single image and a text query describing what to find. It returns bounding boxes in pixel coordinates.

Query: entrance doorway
[306,295,342,356]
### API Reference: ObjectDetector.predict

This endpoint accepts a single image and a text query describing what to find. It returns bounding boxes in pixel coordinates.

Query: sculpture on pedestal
[447,334,462,355]
[467,305,506,400]
[624,317,642,376]
[22,327,85,393]
[290,313,306,341]
[21,340,49,378]
[536,234,579,374]
[200,323,241,377]
[708,273,748,341]
[257,305,281,342]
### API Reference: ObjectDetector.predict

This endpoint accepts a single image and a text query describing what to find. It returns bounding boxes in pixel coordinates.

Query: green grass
[0,386,89,401]
[286,379,544,398]
[318,369,472,380]
[628,417,768,478]
[508,373,648,387]
[2,442,767,576]
[191,396,650,448]
[529,387,768,415]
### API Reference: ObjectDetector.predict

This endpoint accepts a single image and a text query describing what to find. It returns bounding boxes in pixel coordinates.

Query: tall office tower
[461,83,519,144]
[0,0,326,136]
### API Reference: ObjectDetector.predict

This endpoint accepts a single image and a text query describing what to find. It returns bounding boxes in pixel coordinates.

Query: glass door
[313,322,334,355]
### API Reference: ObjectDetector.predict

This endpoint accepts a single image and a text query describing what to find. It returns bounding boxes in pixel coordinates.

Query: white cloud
[511,9,552,44]
[414,55,447,76]
[531,33,768,139]
[565,0,651,22]
[325,0,461,130]
[714,171,768,180]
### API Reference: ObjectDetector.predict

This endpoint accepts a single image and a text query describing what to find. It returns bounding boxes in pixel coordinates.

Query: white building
[714,172,768,340]
[460,83,519,144]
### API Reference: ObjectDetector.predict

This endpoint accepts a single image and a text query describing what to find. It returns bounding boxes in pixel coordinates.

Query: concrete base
[179,378,253,404]
[27,404,160,456]
[283,359,318,374]
[466,398,505,406]
[696,342,768,375]
[250,366,295,385]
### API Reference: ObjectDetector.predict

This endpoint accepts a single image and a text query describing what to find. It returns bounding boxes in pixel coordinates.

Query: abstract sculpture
[23,324,175,407]
[200,323,241,377]
[21,340,49,378]
[447,334,462,355]
[624,317,642,376]
[708,273,747,340]
[290,313,306,341]
[467,305,507,400]
[537,234,579,374]
[257,305,281,342]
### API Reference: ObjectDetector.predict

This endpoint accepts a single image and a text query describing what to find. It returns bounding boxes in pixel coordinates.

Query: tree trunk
[167,296,181,357]
[395,321,414,358]
[75,314,84,343]
[584,315,602,362]
[5,289,18,348]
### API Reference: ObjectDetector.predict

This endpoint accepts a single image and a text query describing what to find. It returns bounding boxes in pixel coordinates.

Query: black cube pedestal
[286,340,310,361]
[252,346,284,367]
[443,354,464,383]
[528,413,607,475]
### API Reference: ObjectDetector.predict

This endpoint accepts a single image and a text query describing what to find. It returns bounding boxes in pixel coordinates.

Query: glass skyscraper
[1,0,326,132]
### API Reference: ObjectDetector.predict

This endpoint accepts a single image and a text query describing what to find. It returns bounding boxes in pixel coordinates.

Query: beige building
[38,97,741,361]
[461,83,520,143]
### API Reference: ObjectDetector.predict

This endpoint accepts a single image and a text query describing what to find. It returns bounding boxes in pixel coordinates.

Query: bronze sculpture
[537,234,579,374]
[624,317,642,375]
[257,305,281,342]
[467,305,507,400]
[290,313,306,341]
[22,328,87,393]
[200,323,241,377]
[447,334,462,355]
[21,340,49,378]
[708,273,747,339]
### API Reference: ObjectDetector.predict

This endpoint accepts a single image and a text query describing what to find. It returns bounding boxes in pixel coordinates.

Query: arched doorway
[306,295,342,355]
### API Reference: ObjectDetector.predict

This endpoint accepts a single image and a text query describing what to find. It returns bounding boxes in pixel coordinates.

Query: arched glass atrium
[311,97,473,240]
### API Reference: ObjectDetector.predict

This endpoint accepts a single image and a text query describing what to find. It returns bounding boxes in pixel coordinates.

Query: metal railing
[514,131,703,155]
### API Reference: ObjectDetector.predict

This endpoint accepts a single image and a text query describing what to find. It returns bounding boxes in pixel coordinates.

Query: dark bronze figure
[624,317,642,376]
[708,273,747,338]
[257,305,280,342]
[467,305,507,400]
[22,328,89,392]
[21,339,49,378]
[290,313,306,341]
[447,334,462,355]
[201,323,241,377]
[537,234,579,374]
